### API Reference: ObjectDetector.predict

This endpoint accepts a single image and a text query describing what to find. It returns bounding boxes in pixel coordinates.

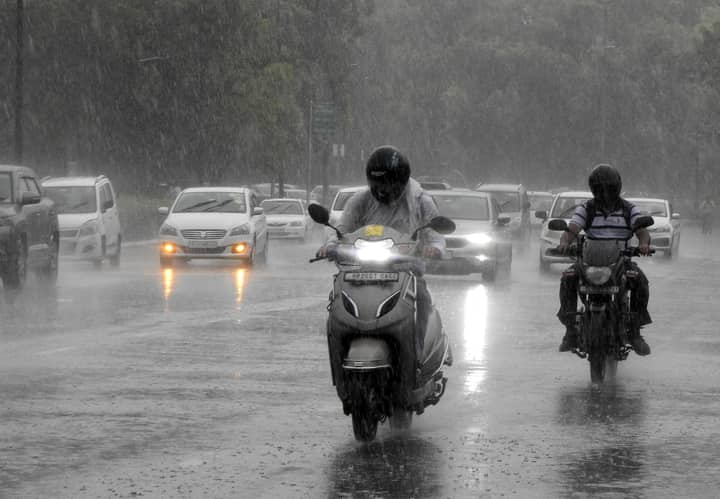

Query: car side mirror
[535,210,547,220]
[252,207,264,216]
[497,215,511,227]
[633,215,654,230]
[548,219,568,231]
[524,201,531,210]
[21,192,41,205]
[158,207,169,215]
[671,212,680,220]
[102,200,113,212]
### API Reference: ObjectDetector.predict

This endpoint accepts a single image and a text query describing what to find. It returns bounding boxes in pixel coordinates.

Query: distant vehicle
[283,188,308,201]
[157,187,268,267]
[426,189,512,281]
[324,185,366,240]
[474,183,531,249]
[0,165,59,291]
[528,191,554,229]
[260,198,311,241]
[536,190,592,271]
[627,197,681,258]
[251,182,301,202]
[43,175,122,269]
[416,176,453,190]
[310,184,344,205]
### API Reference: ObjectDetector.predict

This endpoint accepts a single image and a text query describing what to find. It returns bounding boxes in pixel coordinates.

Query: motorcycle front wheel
[351,409,379,442]
[588,311,608,383]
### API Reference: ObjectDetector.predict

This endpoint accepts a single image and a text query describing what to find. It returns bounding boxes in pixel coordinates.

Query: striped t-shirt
[569,200,641,240]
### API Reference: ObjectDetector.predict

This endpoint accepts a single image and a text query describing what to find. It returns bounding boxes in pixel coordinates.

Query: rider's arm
[559,222,581,249]
[636,227,650,255]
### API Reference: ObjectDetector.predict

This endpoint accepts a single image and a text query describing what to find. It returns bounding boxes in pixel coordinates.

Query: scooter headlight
[465,233,492,245]
[585,266,612,285]
[354,238,394,262]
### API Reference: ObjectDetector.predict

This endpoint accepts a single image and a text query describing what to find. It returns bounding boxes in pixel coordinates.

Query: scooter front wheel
[351,409,378,442]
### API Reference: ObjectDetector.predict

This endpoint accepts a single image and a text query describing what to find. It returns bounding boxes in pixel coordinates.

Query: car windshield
[0,173,12,203]
[529,194,553,211]
[332,191,358,211]
[173,191,247,213]
[44,186,97,214]
[551,197,591,218]
[479,191,519,212]
[632,200,667,217]
[433,195,490,221]
[261,200,303,215]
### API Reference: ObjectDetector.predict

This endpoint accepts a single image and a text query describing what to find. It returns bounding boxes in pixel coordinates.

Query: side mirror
[548,219,568,231]
[308,203,330,225]
[497,215,511,227]
[524,201,531,210]
[633,215,654,230]
[252,207,264,216]
[158,207,169,215]
[427,216,455,235]
[671,212,680,220]
[103,200,113,212]
[21,192,41,205]
[535,210,547,220]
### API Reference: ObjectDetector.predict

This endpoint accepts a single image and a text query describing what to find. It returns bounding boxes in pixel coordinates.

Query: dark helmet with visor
[365,145,411,204]
[588,163,622,209]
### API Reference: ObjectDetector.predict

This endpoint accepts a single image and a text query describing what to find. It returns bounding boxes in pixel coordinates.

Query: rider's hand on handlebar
[316,242,337,259]
[638,243,650,256]
[422,246,442,259]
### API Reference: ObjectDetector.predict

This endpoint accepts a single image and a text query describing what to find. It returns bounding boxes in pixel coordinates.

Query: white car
[627,197,681,258]
[158,187,268,266]
[42,175,123,268]
[427,189,512,281]
[537,190,592,271]
[325,185,366,240]
[260,198,310,241]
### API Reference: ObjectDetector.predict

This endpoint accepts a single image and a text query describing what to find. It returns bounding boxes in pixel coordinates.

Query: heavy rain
[1,2,720,498]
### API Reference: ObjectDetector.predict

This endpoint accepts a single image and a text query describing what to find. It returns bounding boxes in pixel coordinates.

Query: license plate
[344,272,399,282]
[188,240,218,248]
[580,285,620,294]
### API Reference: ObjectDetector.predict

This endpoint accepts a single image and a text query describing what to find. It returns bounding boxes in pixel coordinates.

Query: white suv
[42,175,123,268]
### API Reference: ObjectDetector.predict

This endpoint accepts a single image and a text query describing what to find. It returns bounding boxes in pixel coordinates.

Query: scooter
[308,204,454,441]
[548,215,654,383]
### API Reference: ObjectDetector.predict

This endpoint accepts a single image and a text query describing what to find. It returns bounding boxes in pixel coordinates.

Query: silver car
[627,197,681,258]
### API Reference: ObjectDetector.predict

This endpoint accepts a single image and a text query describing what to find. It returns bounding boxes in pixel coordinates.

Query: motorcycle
[548,216,654,383]
[308,203,454,441]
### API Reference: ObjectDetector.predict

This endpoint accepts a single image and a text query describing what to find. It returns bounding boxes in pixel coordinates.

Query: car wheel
[37,232,59,284]
[259,235,269,264]
[3,237,27,291]
[109,235,121,267]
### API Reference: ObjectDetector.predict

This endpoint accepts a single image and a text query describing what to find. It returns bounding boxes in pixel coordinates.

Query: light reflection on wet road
[1,228,720,497]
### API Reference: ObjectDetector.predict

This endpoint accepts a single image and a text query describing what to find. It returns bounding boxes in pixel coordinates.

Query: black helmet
[588,163,622,209]
[365,145,411,204]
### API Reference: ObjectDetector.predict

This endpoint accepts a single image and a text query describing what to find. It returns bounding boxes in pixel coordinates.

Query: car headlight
[465,233,492,245]
[78,220,98,237]
[159,223,177,236]
[289,221,303,227]
[584,266,612,285]
[230,224,250,236]
[650,224,671,233]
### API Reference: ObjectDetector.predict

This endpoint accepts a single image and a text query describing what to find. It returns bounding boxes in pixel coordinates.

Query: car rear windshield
[632,200,667,217]
[0,173,12,203]
[173,191,247,213]
[551,197,591,218]
[433,195,490,220]
[261,200,303,215]
[479,191,519,212]
[44,186,97,214]
[332,191,358,211]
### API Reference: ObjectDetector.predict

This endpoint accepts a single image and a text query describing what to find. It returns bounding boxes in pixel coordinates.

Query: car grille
[445,237,469,249]
[183,246,226,254]
[267,222,286,227]
[651,237,670,247]
[181,229,226,240]
[60,229,78,238]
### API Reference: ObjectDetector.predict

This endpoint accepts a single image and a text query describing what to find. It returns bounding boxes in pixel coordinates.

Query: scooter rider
[557,164,652,355]
[317,145,446,361]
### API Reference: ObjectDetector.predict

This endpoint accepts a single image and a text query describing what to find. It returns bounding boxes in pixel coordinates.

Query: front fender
[343,337,391,370]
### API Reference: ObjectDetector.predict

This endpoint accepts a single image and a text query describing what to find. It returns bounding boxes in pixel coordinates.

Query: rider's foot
[559,329,578,352]
[630,334,651,356]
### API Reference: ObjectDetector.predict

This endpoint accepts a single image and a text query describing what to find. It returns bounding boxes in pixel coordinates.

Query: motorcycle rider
[557,164,652,355]
[316,145,447,363]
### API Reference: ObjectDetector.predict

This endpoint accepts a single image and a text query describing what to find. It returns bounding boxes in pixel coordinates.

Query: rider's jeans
[416,277,432,359]
[557,262,651,332]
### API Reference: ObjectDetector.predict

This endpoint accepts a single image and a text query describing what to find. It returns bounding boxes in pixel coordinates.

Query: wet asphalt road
[1,227,720,498]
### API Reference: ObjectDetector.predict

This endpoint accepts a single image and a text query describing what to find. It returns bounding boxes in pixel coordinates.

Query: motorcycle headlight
[230,223,250,236]
[159,223,177,236]
[584,266,612,285]
[354,238,394,262]
[78,220,98,237]
[465,233,492,245]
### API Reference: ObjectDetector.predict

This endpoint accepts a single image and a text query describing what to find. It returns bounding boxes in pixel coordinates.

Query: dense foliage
[1,0,719,203]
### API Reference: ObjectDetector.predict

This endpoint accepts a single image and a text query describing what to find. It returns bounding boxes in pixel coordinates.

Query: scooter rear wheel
[351,409,378,442]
